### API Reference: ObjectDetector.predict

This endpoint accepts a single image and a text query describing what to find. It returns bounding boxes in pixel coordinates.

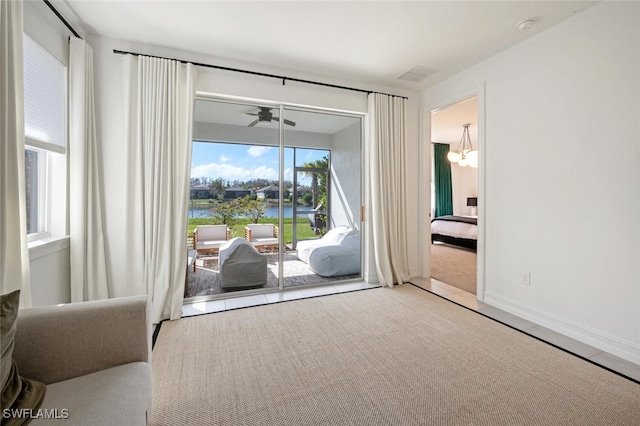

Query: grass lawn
[187,217,318,245]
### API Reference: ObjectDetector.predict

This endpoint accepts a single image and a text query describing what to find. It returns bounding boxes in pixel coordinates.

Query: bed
[431,215,477,251]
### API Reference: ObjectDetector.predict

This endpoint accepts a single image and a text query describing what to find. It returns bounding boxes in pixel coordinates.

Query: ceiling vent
[398,66,439,82]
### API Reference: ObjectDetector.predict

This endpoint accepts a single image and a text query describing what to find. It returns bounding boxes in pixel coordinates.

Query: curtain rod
[113,49,408,100]
[42,0,82,39]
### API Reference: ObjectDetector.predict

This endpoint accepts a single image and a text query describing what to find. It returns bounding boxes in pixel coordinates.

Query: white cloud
[247,146,272,157]
[219,154,231,163]
[191,162,279,182]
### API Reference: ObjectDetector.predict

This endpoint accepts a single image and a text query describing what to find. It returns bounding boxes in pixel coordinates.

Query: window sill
[28,236,70,260]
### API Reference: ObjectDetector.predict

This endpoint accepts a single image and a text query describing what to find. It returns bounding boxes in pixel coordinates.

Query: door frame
[184,92,366,303]
[420,84,486,301]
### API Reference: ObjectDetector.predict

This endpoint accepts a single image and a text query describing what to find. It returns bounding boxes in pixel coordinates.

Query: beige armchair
[12,296,152,425]
[244,223,279,252]
[193,225,231,257]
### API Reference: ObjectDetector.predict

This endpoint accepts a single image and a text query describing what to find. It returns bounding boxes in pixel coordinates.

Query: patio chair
[244,223,279,252]
[193,225,231,258]
[308,203,326,234]
[219,238,267,290]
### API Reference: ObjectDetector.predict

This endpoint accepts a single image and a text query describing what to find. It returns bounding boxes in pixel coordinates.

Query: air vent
[398,66,439,82]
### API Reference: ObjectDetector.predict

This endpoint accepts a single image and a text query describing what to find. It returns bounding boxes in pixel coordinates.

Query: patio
[184,250,360,298]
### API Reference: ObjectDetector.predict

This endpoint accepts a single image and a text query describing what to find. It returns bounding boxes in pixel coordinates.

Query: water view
[189,205,306,219]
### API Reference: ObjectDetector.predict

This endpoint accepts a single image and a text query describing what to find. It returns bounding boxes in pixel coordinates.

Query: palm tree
[302,156,328,208]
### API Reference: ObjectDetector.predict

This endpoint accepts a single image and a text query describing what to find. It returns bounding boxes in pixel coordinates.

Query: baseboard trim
[484,292,640,365]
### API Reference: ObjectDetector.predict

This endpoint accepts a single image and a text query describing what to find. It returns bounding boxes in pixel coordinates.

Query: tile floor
[182,281,380,317]
[409,276,640,383]
[181,277,639,384]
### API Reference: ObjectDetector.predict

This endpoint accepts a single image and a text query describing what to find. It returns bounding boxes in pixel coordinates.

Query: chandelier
[447,124,478,168]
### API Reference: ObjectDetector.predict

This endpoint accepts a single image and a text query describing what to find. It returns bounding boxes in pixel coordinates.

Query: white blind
[23,34,67,149]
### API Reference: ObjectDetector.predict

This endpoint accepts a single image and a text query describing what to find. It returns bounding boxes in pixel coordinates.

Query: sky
[191,142,328,186]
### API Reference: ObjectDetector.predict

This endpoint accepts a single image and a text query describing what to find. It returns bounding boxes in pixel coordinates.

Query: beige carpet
[151,285,639,425]
[431,243,477,294]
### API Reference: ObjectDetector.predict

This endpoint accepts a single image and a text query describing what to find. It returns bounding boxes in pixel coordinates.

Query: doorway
[428,93,483,298]
[185,97,364,301]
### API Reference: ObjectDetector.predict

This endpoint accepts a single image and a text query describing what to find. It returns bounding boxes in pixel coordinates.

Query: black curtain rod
[42,0,82,39]
[113,49,407,100]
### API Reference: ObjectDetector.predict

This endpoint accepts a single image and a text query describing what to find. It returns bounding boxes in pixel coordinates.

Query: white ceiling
[194,99,361,134]
[431,97,478,145]
[61,0,597,92]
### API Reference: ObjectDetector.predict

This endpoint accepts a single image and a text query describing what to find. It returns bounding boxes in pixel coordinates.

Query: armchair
[244,223,279,252]
[11,295,152,425]
[193,225,231,258]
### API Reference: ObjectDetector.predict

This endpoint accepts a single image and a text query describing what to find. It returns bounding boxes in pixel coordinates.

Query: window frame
[23,33,68,242]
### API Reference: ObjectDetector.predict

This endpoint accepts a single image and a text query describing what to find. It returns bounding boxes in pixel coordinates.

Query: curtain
[1,0,32,307]
[69,38,111,302]
[433,143,453,217]
[368,93,410,287]
[123,55,197,323]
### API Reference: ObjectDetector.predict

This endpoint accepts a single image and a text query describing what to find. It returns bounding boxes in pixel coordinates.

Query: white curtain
[0,0,32,306]
[123,55,197,323]
[368,93,410,287]
[69,37,110,302]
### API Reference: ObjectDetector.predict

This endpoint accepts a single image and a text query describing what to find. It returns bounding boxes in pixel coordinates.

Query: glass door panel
[282,108,363,289]
[186,99,280,298]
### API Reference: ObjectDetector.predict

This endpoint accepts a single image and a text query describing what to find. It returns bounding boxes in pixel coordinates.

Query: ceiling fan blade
[246,112,258,116]
[271,116,296,127]
[248,119,260,127]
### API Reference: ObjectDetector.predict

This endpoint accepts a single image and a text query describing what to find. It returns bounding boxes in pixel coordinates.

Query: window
[23,33,67,239]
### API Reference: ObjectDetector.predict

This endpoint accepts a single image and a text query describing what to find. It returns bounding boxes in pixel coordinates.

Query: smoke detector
[517,19,536,31]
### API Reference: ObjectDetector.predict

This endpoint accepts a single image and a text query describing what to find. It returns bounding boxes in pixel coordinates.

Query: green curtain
[433,143,453,217]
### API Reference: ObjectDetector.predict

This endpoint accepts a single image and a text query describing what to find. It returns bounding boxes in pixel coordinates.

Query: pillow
[1,290,46,425]
[321,226,351,245]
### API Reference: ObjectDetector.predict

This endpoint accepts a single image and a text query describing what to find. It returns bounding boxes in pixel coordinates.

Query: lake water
[189,206,295,218]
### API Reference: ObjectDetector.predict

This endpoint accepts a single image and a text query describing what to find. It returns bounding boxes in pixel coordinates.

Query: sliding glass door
[185,98,362,300]
[282,108,362,289]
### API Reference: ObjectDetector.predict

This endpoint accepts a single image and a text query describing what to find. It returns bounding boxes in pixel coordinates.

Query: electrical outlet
[522,272,531,286]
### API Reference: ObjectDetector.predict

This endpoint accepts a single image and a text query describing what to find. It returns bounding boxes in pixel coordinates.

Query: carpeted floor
[151,285,640,426]
[431,242,477,294]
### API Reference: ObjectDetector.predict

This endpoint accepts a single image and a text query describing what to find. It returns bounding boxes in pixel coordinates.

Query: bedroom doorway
[429,95,481,297]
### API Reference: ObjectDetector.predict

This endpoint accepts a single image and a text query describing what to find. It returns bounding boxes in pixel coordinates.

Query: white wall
[330,122,362,229]
[422,1,640,364]
[89,34,421,293]
[451,163,478,216]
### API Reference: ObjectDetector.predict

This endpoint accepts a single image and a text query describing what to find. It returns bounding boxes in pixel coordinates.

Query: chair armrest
[226,228,231,240]
[245,227,252,241]
[13,295,151,385]
[274,226,279,238]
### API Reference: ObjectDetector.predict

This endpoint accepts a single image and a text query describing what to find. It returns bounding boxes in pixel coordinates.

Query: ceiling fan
[246,107,296,127]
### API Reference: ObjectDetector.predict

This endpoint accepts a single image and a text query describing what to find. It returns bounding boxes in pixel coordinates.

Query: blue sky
[191,142,328,186]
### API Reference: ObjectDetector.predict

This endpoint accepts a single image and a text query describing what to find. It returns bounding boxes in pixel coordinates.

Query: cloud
[191,162,279,182]
[219,154,231,163]
[247,146,272,157]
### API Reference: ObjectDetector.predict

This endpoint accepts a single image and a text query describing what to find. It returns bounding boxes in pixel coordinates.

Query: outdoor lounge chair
[308,204,326,234]
[193,225,231,258]
[219,238,267,290]
[244,223,279,252]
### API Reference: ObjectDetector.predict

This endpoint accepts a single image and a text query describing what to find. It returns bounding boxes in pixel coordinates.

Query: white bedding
[431,219,477,240]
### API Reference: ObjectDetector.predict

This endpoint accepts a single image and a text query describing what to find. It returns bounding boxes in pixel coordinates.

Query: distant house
[191,185,211,199]
[224,186,250,199]
[296,186,311,197]
[256,185,289,199]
